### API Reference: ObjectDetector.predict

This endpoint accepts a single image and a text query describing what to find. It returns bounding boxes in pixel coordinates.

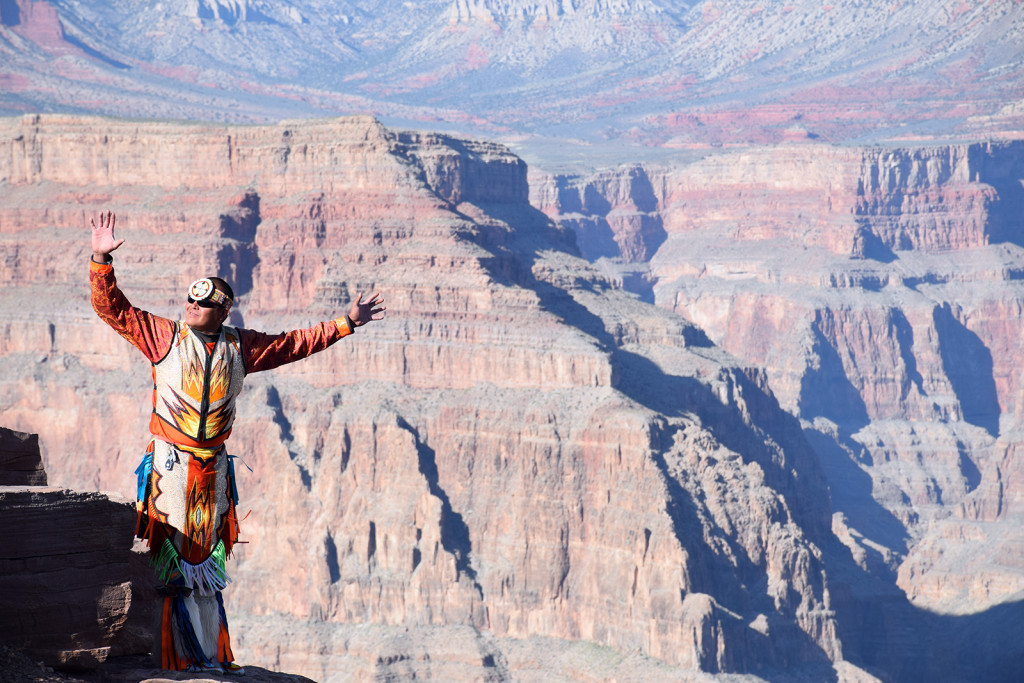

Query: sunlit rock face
[532,139,1024,661]
[0,114,871,680]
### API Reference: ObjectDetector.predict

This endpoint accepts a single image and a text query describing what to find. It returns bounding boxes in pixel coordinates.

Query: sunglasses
[187,296,223,309]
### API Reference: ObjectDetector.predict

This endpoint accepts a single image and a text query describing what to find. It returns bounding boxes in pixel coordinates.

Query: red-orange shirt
[90,260,353,447]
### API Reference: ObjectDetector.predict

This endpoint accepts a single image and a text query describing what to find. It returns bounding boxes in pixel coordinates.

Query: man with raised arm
[89,210,384,674]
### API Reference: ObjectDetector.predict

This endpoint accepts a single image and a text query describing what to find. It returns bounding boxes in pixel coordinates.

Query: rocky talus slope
[1,114,1021,681]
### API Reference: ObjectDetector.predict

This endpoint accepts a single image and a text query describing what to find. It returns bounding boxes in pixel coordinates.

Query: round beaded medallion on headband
[188,278,233,309]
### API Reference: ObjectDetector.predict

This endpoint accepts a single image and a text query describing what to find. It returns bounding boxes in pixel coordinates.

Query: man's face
[185,299,228,334]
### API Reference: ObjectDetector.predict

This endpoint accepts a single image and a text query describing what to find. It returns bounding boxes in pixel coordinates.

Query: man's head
[185,277,234,334]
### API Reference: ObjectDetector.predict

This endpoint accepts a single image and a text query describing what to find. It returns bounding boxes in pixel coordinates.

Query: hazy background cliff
[0,0,1022,161]
[1,1,1023,681]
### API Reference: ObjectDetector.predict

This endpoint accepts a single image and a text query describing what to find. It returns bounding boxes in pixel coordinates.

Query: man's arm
[239,319,349,374]
[89,211,176,362]
[241,292,385,373]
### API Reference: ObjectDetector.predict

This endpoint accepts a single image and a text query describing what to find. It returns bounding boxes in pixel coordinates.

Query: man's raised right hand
[90,210,124,262]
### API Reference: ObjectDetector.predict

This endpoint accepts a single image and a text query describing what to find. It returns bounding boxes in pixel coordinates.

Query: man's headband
[188,278,233,309]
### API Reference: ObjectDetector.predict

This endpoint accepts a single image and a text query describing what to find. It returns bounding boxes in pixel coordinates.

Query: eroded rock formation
[3,114,1022,680]
[0,427,150,671]
[531,140,1024,666]
[0,426,320,682]
[0,114,867,680]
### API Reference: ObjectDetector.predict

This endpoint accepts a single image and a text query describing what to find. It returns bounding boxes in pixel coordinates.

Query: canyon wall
[531,139,1024,631]
[0,114,873,680]
[4,114,1023,680]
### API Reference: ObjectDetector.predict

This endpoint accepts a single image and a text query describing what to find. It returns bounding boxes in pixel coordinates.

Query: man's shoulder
[221,325,246,352]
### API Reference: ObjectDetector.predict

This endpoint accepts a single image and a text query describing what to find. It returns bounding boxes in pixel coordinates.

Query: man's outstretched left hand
[349,292,385,327]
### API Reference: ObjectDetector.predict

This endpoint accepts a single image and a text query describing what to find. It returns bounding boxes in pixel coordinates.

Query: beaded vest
[151,324,246,444]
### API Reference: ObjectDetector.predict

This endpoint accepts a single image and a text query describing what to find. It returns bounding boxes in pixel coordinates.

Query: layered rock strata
[0,114,865,679]
[530,140,1024,627]
[0,427,150,671]
[0,425,46,485]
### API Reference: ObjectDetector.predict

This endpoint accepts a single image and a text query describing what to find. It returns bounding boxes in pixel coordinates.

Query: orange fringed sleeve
[238,316,353,374]
[90,260,177,362]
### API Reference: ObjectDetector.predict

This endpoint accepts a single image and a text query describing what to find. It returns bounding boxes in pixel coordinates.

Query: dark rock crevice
[396,416,482,594]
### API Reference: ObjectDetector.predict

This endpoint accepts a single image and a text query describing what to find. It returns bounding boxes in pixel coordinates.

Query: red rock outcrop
[0,114,858,679]
[0,427,150,671]
[0,425,46,485]
[0,424,316,683]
